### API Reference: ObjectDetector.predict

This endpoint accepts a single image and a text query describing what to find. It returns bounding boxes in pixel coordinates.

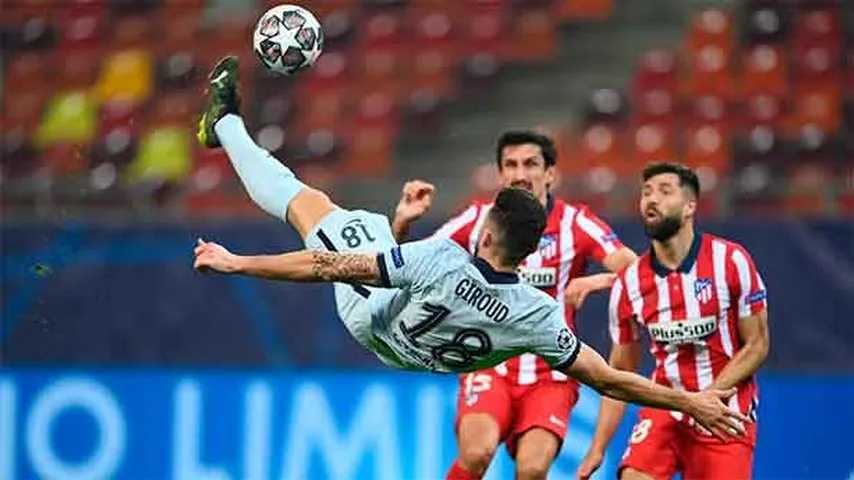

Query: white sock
[214,114,304,219]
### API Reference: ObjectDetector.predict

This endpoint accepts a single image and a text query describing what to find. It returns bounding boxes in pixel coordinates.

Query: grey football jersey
[370,237,581,373]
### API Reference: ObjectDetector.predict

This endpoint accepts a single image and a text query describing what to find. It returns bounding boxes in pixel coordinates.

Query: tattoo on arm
[310,251,380,284]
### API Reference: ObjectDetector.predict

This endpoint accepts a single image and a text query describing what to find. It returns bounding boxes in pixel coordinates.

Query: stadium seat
[683,124,731,176]
[792,7,843,47]
[360,12,404,49]
[557,0,614,21]
[147,90,198,126]
[686,8,734,56]
[630,122,676,166]
[744,4,787,44]
[741,44,788,96]
[789,84,842,134]
[95,49,155,105]
[502,8,557,62]
[2,86,49,135]
[633,88,676,126]
[58,47,102,90]
[56,0,107,50]
[33,90,98,149]
[407,47,456,100]
[575,123,630,176]
[742,93,786,131]
[341,124,394,176]
[459,9,505,58]
[5,52,51,91]
[292,89,351,137]
[126,125,193,185]
[632,49,678,96]
[112,14,153,50]
[353,46,406,101]
[682,44,735,98]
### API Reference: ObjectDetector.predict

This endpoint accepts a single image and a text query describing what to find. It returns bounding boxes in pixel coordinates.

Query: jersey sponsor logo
[390,246,404,268]
[537,234,558,260]
[647,316,718,344]
[694,277,714,304]
[453,279,510,323]
[746,290,767,304]
[517,266,557,287]
[556,327,576,352]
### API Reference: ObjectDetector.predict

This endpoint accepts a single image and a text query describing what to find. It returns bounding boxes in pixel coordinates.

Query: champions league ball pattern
[253,4,323,76]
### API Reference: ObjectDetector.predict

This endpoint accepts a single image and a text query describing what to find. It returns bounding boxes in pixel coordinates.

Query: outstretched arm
[563,343,749,441]
[391,180,436,242]
[193,239,382,285]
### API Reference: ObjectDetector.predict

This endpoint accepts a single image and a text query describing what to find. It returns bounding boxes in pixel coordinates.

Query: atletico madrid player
[577,163,770,480]
[392,131,637,480]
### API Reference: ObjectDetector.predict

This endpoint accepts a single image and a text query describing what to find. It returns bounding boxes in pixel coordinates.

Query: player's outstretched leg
[197,55,336,239]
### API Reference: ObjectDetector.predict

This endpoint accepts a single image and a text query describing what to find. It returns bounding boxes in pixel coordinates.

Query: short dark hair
[642,162,701,199]
[487,187,547,266]
[496,130,557,169]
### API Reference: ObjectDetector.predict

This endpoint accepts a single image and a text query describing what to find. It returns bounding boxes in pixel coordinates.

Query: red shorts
[619,407,757,480]
[454,371,579,457]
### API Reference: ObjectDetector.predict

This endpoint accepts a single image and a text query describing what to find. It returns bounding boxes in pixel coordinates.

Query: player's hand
[565,273,615,309]
[685,388,751,441]
[565,276,596,309]
[576,448,604,479]
[394,180,436,224]
[193,238,241,274]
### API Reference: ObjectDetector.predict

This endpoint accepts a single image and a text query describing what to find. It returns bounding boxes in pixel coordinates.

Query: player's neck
[651,223,695,270]
[477,251,517,274]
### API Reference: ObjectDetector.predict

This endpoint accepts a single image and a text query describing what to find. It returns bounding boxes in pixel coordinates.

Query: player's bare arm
[193,239,382,285]
[391,180,436,242]
[563,343,748,441]
[710,310,770,391]
[565,247,637,309]
[576,341,642,479]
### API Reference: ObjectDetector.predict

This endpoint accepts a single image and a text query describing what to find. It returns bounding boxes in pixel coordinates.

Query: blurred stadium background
[2,0,853,479]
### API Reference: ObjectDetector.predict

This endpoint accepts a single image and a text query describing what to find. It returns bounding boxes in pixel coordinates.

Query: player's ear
[545,165,556,187]
[683,192,698,218]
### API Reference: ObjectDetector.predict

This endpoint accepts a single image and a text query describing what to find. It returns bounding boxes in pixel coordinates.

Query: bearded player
[392,131,637,480]
[576,162,770,480]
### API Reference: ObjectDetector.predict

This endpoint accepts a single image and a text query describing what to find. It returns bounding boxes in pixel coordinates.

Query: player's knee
[620,467,656,480]
[515,452,552,480]
[515,461,549,480]
[458,442,496,475]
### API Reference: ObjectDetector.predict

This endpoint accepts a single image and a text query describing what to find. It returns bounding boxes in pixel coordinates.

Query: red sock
[446,460,480,480]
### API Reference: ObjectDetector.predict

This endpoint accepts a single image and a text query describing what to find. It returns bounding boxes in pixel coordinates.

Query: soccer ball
[253,4,323,76]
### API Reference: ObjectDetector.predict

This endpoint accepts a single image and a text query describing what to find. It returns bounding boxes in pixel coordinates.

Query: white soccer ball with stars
[253,4,323,76]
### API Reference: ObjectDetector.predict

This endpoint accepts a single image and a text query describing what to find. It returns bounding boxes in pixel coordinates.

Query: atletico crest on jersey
[537,234,558,260]
[694,278,713,304]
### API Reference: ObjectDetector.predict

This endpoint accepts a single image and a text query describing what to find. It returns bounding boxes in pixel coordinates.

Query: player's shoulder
[425,237,473,267]
[614,250,651,281]
[703,232,753,257]
[441,198,493,229]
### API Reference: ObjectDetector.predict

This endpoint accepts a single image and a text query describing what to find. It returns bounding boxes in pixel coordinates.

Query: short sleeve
[609,277,639,344]
[729,245,768,318]
[531,306,582,371]
[431,204,479,251]
[573,206,624,263]
[376,238,459,289]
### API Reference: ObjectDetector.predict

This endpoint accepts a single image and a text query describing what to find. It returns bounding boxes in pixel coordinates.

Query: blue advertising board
[1,369,851,479]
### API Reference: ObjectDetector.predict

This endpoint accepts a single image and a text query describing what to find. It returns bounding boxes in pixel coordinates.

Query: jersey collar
[545,193,555,216]
[650,230,702,277]
[472,257,519,284]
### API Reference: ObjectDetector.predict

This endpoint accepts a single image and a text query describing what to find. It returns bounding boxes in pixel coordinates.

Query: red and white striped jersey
[434,195,624,386]
[609,232,768,416]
